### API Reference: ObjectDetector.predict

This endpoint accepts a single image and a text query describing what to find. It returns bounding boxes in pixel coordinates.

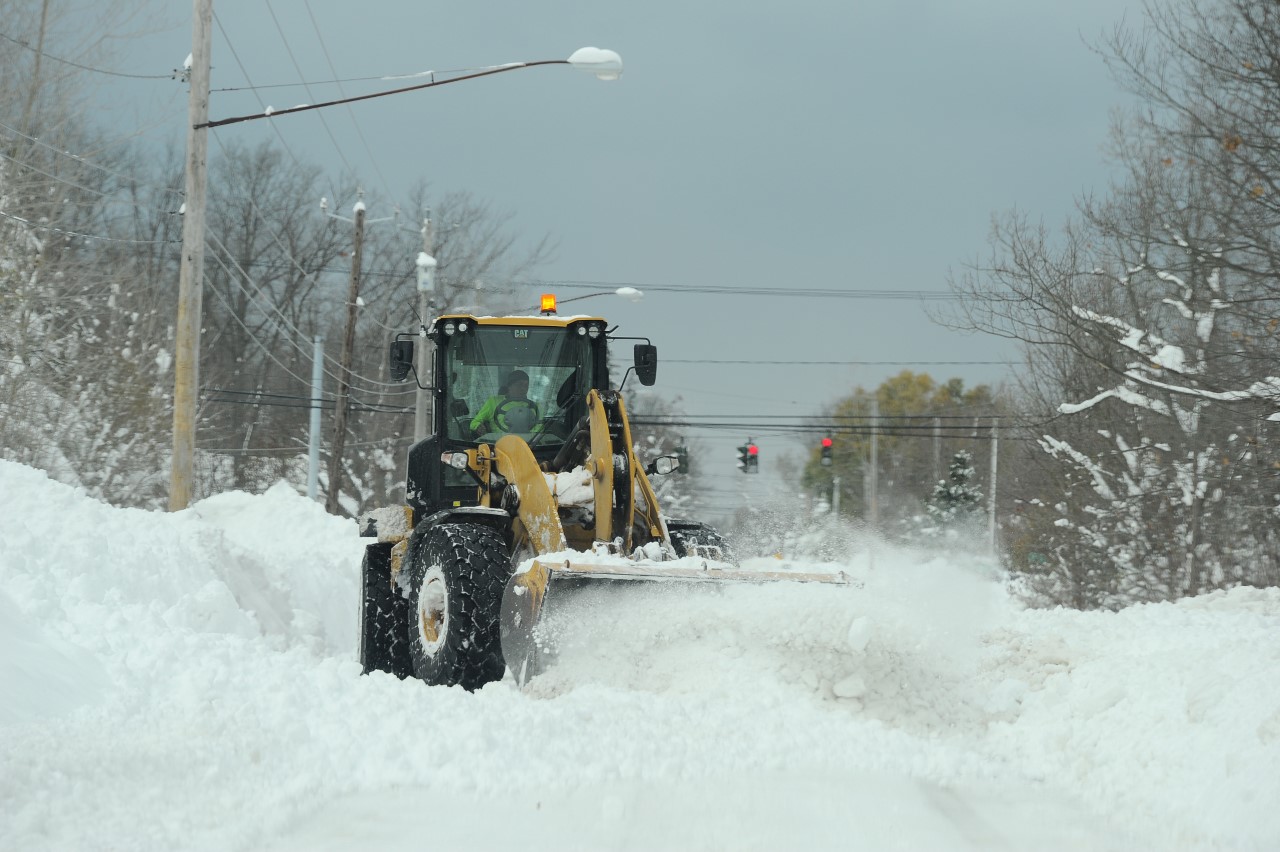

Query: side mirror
[634,343,658,387]
[389,339,415,382]
[645,455,679,476]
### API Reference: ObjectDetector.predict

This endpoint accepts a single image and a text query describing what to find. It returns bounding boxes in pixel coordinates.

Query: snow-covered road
[2,460,1277,850]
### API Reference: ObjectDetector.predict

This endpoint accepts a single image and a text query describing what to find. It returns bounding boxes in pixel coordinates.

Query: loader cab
[401,313,613,517]
[435,317,608,446]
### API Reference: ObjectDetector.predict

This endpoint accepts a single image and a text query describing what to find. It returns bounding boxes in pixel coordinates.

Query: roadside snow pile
[1,458,1278,851]
[0,460,363,726]
[984,586,1280,845]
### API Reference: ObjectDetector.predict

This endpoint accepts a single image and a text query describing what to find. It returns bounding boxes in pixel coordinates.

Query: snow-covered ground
[2,458,1278,851]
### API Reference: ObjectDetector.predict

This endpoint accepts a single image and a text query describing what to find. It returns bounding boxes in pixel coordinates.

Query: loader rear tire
[406,523,513,691]
[668,522,735,564]
[359,543,413,678]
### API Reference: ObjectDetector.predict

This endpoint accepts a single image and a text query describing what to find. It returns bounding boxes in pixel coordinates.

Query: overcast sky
[96,0,1145,507]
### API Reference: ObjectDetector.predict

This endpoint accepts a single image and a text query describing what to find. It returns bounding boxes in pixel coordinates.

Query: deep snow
[1,459,1277,850]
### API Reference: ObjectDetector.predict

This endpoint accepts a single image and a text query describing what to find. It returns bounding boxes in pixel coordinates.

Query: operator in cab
[469,369,540,436]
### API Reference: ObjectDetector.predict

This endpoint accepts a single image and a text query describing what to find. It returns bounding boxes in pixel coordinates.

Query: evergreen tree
[927,450,983,525]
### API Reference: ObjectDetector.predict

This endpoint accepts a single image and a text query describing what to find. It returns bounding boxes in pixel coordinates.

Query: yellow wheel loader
[358,296,845,690]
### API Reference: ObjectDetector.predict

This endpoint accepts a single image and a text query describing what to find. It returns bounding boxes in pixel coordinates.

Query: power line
[206,64,530,94]
[203,238,411,401]
[0,147,114,197]
[212,11,343,205]
[211,75,394,93]
[203,222,410,394]
[205,387,413,410]
[0,119,185,198]
[527,279,957,300]
[640,413,1006,420]
[197,435,407,453]
[0,209,179,244]
[0,138,186,245]
[665,358,1010,366]
[199,22,411,396]
[631,423,1017,440]
[0,30,174,80]
[190,260,960,302]
[200,393,410,415]
[302,0,396,200]
[198,93,406,393]
[0,131,413,427]
[261,1,356,179]
[202,251,328,395]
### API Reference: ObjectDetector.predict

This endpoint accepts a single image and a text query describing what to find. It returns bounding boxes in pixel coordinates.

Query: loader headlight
[576,326,587,336]
[587,324,602,339]
[458,321,469,333]
[443,321,457,336]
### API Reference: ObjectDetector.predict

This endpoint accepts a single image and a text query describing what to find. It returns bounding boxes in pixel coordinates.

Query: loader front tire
[359,543,413,678]
[406,523,512,691]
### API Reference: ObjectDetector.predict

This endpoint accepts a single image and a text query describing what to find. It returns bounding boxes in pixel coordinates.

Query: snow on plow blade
[499,556,851,684]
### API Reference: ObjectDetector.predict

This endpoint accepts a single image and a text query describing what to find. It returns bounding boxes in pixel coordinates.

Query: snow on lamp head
[567,47,623,81]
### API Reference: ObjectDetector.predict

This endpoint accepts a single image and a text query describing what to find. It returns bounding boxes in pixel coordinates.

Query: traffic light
[674,445,689,475]
[821,436,833,467]
[737,439,760,474]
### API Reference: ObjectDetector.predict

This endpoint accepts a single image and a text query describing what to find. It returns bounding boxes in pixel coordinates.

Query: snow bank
[985,586,1280,846]
[0,464,362,663]
[1,459,1277,850]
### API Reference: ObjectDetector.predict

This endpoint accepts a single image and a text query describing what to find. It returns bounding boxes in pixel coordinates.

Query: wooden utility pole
[168,0,213,511]
[326,201,366,514]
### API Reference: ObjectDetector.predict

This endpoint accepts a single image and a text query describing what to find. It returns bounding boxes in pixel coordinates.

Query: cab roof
[432,312,606,329]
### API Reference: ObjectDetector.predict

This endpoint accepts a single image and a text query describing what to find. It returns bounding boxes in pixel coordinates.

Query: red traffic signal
[748,443,758,455]
[821,437,833,448]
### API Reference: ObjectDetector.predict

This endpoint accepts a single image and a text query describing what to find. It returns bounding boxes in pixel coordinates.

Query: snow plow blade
[535,558,851,585]
[499,556,851,684]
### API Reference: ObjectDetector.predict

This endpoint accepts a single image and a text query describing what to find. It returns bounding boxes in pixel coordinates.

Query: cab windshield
[441,325,590,448]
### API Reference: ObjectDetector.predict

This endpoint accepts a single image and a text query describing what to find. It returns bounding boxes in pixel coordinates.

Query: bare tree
[945,0,1280,606]
[329,186,554,514]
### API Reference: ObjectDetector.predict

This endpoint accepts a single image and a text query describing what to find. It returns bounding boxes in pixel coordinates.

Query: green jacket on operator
[469,393,541,435]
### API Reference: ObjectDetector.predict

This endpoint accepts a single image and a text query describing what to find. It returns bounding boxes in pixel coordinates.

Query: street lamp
[171,40,623,510]
[566,47,623,80]
[532,287,644,313]
[198,47,624,130]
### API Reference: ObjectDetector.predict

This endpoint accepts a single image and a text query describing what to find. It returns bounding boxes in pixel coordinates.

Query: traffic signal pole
[989,416,999,553]
[868,399,879,529]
